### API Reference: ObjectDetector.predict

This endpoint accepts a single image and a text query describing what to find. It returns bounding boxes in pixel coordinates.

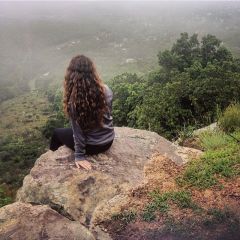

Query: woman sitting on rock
[49,54,115,170]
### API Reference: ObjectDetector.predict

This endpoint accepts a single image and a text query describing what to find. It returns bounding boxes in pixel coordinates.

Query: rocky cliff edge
[0,127,202,240]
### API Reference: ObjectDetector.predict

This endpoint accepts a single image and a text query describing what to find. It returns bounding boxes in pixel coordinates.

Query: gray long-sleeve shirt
[69,84,115,161]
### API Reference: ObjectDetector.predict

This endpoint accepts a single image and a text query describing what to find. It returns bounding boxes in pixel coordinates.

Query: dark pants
[49,128,113,155]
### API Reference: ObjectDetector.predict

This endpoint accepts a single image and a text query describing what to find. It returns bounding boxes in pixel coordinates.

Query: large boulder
[12,127,200,239]
[0,201,95,240]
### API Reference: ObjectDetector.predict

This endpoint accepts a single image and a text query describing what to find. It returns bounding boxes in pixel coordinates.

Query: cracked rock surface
[1,127,201,239]
[0,201,95,240]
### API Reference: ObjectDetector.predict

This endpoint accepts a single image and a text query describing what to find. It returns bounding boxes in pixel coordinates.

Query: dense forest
[110,33,240,138]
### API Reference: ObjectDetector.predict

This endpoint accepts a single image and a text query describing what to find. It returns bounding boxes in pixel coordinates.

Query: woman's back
[69,83,115,160]
[50,54,114,169]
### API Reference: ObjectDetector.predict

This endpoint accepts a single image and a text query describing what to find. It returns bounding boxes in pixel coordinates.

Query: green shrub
[219,103,240,133]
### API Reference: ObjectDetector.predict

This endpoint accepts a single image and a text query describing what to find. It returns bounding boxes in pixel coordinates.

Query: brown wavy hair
[63,54,108,131]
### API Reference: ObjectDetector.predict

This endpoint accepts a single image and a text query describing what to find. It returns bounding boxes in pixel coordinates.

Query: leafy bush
[219,102,240,133]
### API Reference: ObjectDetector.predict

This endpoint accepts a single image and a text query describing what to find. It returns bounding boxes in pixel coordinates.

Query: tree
[201,34,221,67]
[158,32,201,73]
[111,32,240,139]
[108,73,146,127]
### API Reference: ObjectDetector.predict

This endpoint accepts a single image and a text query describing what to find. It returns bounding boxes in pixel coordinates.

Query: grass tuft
[111,210,137,224]
[141,190,199,222]
[177,130,240,189]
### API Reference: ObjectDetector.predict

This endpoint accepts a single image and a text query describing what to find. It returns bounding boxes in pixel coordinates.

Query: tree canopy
[110,33,240,139]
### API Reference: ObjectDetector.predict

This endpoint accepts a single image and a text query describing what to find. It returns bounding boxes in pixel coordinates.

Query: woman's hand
[75,160,92,170]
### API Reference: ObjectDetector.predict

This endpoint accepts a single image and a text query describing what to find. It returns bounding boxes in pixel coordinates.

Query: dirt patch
[102,154,240,240]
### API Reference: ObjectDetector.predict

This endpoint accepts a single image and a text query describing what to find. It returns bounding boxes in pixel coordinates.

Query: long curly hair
[63,54,108,131]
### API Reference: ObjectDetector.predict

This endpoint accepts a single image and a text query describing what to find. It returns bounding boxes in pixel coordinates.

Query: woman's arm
[69,104,92,170]
[70,118,92,170]
[69,117,86,161]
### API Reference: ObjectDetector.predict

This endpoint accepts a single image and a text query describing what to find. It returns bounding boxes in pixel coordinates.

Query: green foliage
[170,191,196,209]
[135,78,197,138]
[0,133,46,189]
[158,32,201,72]
[141,203,157,222]
[177,130,240,189]
[111,33,240,139]
[219,102,240,133]
[109,73,146,127]
[0,186,13,207]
